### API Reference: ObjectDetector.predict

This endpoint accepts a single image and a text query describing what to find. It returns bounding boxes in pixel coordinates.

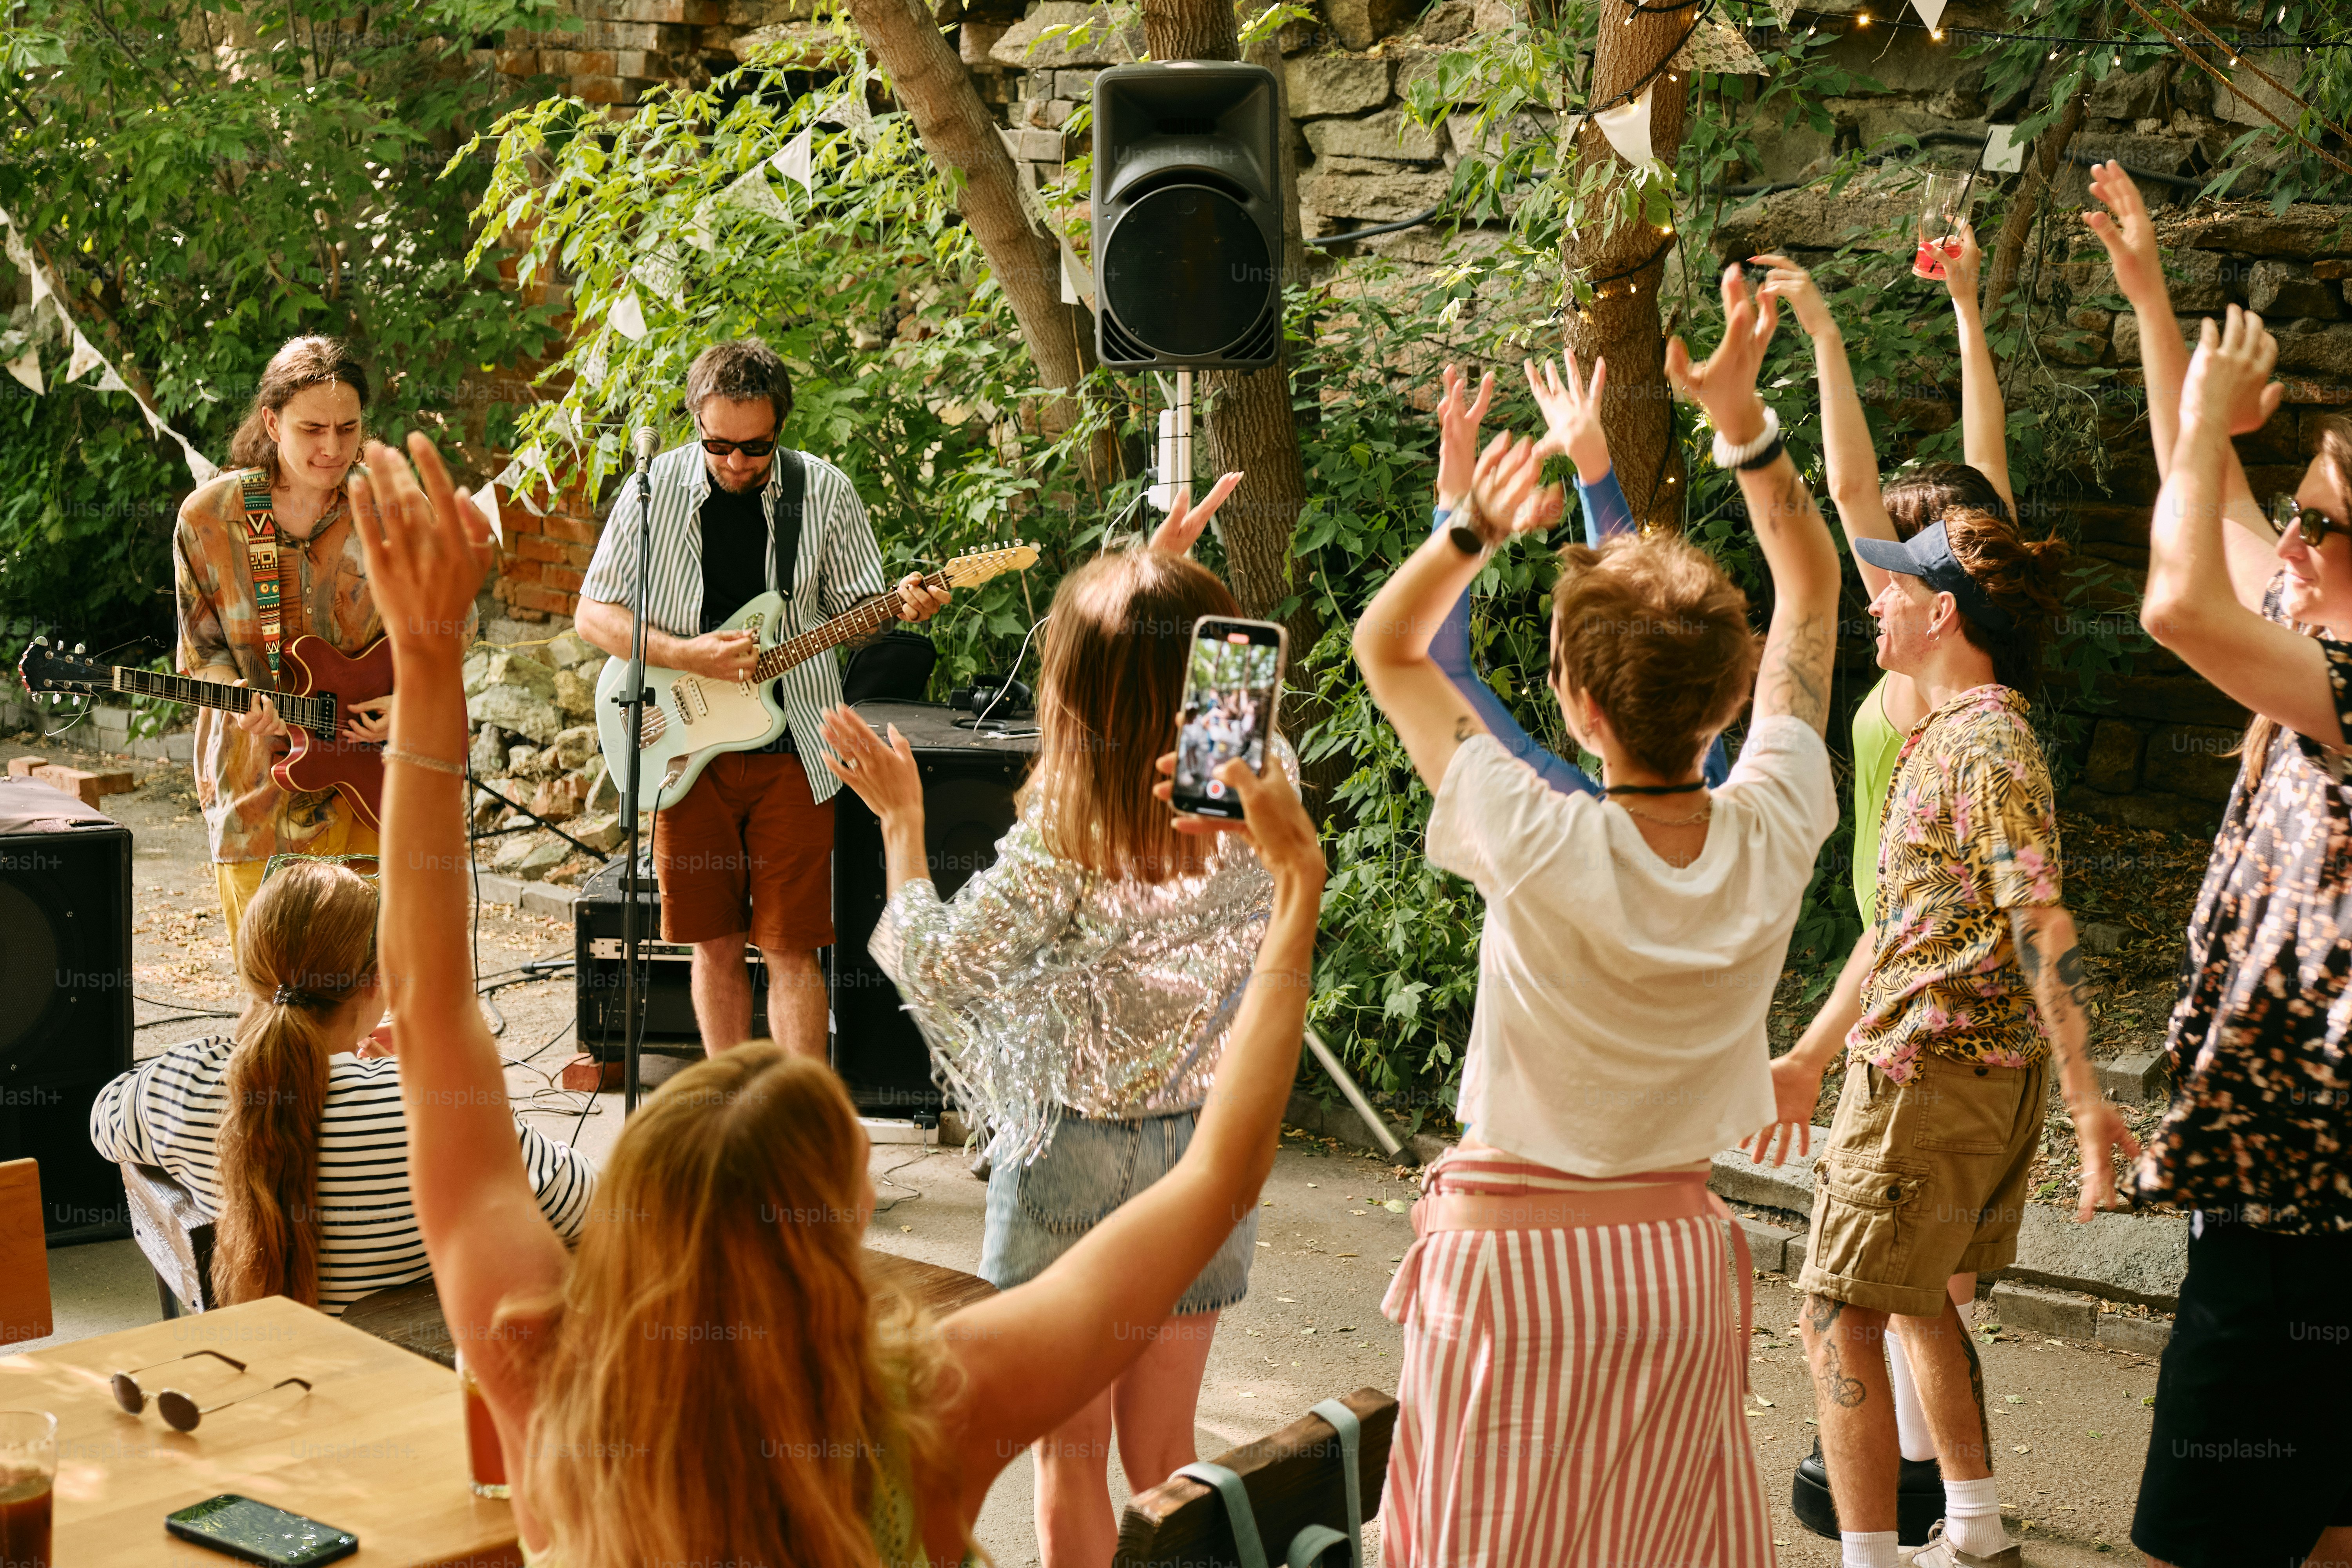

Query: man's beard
[713,467,765,495]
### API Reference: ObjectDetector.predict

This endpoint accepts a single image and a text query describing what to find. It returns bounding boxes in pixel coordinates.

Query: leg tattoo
[1957,1310,1993,1463]
[1804,1295,1867,1409]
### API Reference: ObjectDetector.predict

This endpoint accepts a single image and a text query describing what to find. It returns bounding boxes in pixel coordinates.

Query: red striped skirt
[1378,1147,1769,1568]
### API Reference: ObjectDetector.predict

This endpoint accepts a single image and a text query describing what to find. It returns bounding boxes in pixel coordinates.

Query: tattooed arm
[2008,903,2142,1221]
[1665,265,1842,736]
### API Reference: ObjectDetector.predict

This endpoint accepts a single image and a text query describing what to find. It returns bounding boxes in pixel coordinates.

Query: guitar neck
[752,572,947,683]
[111,667,334,733]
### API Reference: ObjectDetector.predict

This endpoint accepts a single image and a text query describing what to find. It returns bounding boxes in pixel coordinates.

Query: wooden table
[344,1249,998,1369]
[0,1296,516,1568]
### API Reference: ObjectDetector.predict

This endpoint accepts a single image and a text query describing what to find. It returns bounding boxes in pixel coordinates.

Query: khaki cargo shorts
[1794,1051,2049,1318]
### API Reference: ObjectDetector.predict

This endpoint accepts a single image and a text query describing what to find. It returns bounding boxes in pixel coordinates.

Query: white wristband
[1710,405,1780,469]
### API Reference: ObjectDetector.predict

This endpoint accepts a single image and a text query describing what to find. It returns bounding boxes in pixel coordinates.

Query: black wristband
[1448,523,1488,556]
[1735,432,1787,472]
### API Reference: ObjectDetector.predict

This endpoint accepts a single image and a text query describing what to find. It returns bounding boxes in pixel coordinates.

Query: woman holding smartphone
[352,437,1325,1568]
[818,483,1293,1568]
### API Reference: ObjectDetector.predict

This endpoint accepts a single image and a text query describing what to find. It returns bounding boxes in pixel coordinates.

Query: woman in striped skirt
[1354,266,1844,1565]
[90,859,597,1314]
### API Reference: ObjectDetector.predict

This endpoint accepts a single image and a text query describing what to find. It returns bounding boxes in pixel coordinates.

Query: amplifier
[831,701,1036,1115]
[572,854,770,1057]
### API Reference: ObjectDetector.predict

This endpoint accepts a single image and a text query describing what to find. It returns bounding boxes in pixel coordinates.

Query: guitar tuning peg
[32,635,46,646]
[73,643,85,655]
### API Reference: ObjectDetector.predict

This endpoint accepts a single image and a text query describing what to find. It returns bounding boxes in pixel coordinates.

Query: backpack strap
[769,447,806,601]
[1301,1398,1364,1568]
[238,472,283,678]
[1171,1462,1269,1568]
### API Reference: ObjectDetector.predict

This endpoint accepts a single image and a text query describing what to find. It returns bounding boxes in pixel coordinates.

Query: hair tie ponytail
[272,985,315,1009]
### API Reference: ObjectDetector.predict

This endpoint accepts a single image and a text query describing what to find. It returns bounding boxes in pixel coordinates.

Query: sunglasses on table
[111,1349,314,1432]
[698,435,778,457]
[2270,494,2344,548]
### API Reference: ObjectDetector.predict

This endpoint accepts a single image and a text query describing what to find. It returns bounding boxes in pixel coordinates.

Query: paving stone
[520,882,577,919]
[2005,1205,2189,1311]
[2096,1312,2173,1355]
[2096,1052,2170,1104]
[1735,1216,1801,1275]
[473,871,528,907]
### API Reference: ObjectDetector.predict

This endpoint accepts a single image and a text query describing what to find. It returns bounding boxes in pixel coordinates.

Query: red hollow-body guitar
[16,635,395,829]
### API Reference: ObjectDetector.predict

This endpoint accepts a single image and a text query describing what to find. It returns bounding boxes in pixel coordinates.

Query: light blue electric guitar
[594,543,1038,815]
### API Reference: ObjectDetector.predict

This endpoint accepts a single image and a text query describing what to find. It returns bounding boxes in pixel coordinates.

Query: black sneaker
[1790,1438,1948,1547]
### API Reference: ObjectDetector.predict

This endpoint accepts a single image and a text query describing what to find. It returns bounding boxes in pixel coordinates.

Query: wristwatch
[1446,499,1489,555]
[1710,405,1781,469]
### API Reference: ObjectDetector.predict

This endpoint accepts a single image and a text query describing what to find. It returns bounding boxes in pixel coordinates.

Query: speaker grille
[1101,183,1276,362]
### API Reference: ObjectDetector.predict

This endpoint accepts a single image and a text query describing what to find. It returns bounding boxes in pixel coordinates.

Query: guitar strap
[239,472,284,680]
[768,447,806,601]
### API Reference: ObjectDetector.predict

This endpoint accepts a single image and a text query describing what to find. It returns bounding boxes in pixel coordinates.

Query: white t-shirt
[1427,716,1838,1177]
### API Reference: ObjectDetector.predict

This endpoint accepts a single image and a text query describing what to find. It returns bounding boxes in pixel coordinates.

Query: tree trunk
[1138,0,1336,808]
[1987,85,2089,331]
[1563,21,1692,530]
[842,0,1090,408]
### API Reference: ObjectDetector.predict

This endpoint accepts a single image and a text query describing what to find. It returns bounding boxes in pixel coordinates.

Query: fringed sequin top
[868,742,1292,1166]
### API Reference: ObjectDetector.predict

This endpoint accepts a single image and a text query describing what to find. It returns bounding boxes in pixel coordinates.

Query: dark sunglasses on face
[2271,494,2343,549]
[699,435,778,457]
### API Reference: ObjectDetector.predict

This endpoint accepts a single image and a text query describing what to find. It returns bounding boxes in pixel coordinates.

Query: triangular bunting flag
[771,127,815,192]
[633,245,685,307]
[1014,160,1051,233]
[579,341,607,389]
[1982,124,2028,173]
[2,222,30,275]
[471,483,502,544]
[134,394,168,435]
[4,348,40,395]
[609,291,647,342]
[1060,238,1094,309]
[1673,18,1768,75]
[178,434,218,486]
[1768,0,1799,25]
[65,330,103,384]
[27,265,49,307]
[93,364,129,394]
[1594,87,1656,167]
[518,488,544,517]
[723,165,794,223]
[1910,0,1948,29]
[824,74,872,134]
[685,203,717,255]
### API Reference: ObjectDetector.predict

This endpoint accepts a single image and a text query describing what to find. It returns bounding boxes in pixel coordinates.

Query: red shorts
[651,752,835,951]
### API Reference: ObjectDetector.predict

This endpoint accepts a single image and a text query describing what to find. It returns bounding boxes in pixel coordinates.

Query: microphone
[633,425,657,470]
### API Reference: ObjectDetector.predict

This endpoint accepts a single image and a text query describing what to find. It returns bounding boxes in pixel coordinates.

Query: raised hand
[2181,305,2283,437]
[2082,160,2164,305]
[1434,363,1497,511]
[1525,351,1611,482]
[1940,217,1984,312]
[1751,253,1836,339]
[1148,471,1245,557]
[1664,264,1780,443]
[1464,432,1565,548]
[817,704,926,825]
[347,436,496,653]
[1154,752,1326,889]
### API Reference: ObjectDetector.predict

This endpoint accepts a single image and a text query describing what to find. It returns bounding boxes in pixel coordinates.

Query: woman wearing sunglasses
[347,432,1326,1568]
[2088,158,2352,1568]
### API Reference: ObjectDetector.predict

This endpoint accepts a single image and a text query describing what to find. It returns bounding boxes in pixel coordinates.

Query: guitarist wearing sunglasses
[573,337,949,1061]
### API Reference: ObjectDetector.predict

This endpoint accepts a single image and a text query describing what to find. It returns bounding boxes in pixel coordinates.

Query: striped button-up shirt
[577,444,889,804]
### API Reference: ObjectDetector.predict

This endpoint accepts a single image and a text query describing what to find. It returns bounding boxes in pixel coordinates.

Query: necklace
[1618,795,1713,827]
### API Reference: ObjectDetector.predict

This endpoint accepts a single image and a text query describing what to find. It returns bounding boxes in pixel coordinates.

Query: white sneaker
[1906,1519,2024,1568]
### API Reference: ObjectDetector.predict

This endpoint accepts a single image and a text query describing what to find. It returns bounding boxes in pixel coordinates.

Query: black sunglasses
[699,435,778,457]
[2271,494,2343,548]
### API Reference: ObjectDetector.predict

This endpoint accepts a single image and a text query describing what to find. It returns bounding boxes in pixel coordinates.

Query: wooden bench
[1,1158,54,1346]
[1113,1388,1396,1568]
[119,1160,214,1318]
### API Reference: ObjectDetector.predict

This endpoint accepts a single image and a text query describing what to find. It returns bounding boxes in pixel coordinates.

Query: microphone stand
[615,433,657,1115]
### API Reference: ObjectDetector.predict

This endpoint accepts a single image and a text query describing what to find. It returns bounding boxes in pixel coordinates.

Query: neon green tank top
[1851,675,1905,925]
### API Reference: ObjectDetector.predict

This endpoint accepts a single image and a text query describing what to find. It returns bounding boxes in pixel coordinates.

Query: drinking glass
[455,1354,508,1500]
[0,1411,57,1568]
[1913,171,1976,281]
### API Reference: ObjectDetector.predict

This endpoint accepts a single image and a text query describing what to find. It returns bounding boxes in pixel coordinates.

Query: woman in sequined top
[820,485,1288,1568]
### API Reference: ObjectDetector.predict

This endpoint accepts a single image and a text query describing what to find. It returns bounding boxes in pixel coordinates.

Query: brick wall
[488,472,603,622]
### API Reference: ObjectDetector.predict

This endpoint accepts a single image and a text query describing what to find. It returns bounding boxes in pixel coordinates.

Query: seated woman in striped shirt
[89,860,598,1315]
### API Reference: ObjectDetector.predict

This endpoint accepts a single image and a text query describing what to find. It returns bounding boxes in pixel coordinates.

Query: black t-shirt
[697,477,796,752]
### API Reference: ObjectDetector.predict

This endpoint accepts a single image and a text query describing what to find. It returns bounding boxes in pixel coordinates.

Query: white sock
[1840,1529,1899,1568]
[1885,1330,1937,1463]
[1943,1475,2005,1556]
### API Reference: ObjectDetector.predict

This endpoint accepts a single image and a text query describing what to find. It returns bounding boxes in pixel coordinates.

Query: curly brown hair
[1548,533,1762,777]
[1939,507,2072,696]
[1882,461,2016,541]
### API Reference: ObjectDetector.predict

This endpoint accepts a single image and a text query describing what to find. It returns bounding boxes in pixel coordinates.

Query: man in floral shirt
[1755,515,2133,1568]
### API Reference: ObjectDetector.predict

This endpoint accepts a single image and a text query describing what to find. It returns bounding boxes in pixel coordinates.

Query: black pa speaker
[831,701,1036,1115]
[0,778,135,1241]
[1091,61,1286,370]
[573,854,771,1056]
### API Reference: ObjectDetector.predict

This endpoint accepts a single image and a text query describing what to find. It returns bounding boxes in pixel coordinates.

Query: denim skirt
[980,1107,1260,1315]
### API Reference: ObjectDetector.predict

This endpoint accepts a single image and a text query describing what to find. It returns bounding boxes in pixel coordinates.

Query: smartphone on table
[165,1494,358,1566]
[1171,616,1287,820]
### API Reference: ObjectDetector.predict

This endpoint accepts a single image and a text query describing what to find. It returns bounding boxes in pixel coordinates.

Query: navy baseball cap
[1852,520,2014,636]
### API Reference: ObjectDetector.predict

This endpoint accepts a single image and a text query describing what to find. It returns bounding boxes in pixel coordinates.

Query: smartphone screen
[165,1494,358,1567]
[1172,617,1287,820]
